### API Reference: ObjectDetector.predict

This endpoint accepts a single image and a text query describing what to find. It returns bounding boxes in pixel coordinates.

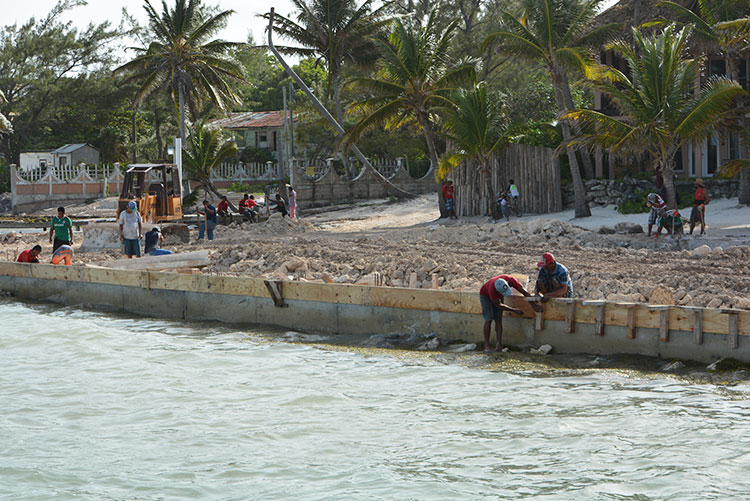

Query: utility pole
[288,81,295,187]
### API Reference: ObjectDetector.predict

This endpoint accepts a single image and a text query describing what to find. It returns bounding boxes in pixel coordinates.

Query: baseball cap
[494,278,511,297]
[127,201,137,210]
[537,252,555,268]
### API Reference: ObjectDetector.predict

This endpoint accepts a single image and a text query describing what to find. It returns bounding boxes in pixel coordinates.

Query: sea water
[2,300,750,500]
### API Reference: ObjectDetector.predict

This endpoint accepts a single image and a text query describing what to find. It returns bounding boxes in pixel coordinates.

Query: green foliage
[508,120,562,148]
[616,188,694,214]
[228,182,250,193]
[240,146,275,164]
[183,121,240,182]
[0,157,9,193]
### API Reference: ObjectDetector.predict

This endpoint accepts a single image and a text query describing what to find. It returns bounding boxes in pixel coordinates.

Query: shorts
[480,295,503,322]
[445,198,454,212]
[123,238,141,256]
[53,238,71,252]
[648,208,663,225]
[690,205,705,224]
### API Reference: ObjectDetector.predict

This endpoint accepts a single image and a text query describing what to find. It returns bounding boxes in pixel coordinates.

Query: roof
[51,143,100,154]
[126,164,177,172]
[208,111,286,129]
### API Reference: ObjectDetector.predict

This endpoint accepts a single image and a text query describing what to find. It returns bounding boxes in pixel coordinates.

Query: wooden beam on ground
[91,251,210,271]
[264,280,285,307]
[583,301,606,336]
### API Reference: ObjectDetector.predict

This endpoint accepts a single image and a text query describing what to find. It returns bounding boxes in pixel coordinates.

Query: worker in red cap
[479,274,534,352]
[535,252,573,299]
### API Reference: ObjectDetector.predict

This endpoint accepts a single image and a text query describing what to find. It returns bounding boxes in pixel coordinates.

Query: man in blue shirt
[144,227,173,256]
[535,252,573,299]
[197,200,218,240]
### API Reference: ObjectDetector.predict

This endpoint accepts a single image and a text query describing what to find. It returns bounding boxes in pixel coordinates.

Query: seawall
[0,262,747,363]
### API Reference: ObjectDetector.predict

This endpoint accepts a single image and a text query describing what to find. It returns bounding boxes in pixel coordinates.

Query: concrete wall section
[0,262,747,363]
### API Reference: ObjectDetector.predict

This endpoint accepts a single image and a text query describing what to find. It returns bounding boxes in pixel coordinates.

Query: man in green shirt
[49,206,73,252]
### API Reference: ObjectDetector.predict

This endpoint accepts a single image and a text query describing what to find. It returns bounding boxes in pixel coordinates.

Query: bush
[228,182,250,193]
[616,188,695,214]
[240,146,275,164]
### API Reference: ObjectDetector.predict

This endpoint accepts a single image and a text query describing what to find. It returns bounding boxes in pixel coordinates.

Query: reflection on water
[1,300,750,500]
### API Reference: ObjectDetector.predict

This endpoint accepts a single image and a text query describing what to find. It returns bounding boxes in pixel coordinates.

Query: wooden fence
[451,144,561,216]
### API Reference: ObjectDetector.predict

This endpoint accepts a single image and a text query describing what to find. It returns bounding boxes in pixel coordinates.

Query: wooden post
[263,280,285,307]
[617,303,637,339]
[524,296,544,331]
[560,298,576,333]
[723,309,740,349]
[409,272,417,289]
[583,301,606,336]
[431,273,438,290]
[650,306,670,342]
[685,307,704,345]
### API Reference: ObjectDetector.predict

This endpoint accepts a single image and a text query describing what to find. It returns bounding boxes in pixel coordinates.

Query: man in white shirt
[119,200,143,258]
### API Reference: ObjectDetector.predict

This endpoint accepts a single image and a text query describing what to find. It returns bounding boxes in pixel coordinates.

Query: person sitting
[273,194,288,218]
[238,193,259,222]
[17,245,42,263]
[144,227,173,256]
[51,244,74,266]
[535,252,573,299]
[217,196,230,216]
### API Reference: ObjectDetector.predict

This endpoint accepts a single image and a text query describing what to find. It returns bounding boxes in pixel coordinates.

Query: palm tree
[439,83,509,218]
[344,14,476,177]
[483,0,621,218]
[114,0,245,144]
[265,0,390,126]
[566,25,746,208]
[183,121,240,210]
[657,0,750,204]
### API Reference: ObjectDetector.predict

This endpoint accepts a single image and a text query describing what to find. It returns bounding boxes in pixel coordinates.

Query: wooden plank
[583,301,606,336]
[92,251,210,271]
[723,310,740,349]
[622,304,637,339]
[264,280,285,307]
[685,307,704,345]
[650,306,671,342]
[563,299,576,333]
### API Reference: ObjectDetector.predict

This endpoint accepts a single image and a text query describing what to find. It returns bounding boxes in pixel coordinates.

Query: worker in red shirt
[238,193,259,222]
[689,178,711,235]
[441,180,457,219]
[217,196,230,216]
[479,274,535,351]
[17,245,42,263]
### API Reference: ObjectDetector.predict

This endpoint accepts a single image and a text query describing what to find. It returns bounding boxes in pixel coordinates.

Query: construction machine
[118,164,182,222]
[82,164,185,251]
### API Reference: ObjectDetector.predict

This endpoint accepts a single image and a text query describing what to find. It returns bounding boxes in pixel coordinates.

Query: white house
[19,143,101,172]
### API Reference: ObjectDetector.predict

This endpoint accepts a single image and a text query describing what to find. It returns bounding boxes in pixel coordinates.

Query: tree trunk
[421,116,448,217]
[662,157,677,209]
[178,83,187,145]
[561,72,595,179]
[332,74,354,178]
[551,67,591,217]
[132,108,137,164]
[481,164,499,219]
[739,168,750,205]
[154,104,163,162]
[727,53,750,205]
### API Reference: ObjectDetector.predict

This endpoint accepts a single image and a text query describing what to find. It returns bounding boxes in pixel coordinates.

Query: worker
[197,200,217,240]
[689,178,710,235]
[441,180,457,219]
[273,194,288,218]
[17,245,42,263]
[288,185,297,218]
[646,193,667,237]
[535,252,573,299]
[144,227,173,256]
[479,274,533,352]
[51,244,74,266]
[239,193,259,222]
[119,200,143,258]
[49,206,73,252]
[655,209,685,237]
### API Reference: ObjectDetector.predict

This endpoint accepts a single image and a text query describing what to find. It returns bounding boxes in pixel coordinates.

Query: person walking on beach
[535,252,573,299]
[689,178,710,235]
[646,193,667,237]
[51,244,74,266]
[197,200,217,240]
[119,200,142,258]
[479,274,533,351]
[17,245,42,263]
[49,206,73,252]
[441,180,457,219]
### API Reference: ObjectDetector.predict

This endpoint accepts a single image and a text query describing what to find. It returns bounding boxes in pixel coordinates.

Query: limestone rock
[598,225,616,234]
[448,343,477,353]
[606,292,641,303]
[663,360,686,371]
[648,286,674,305]
[692,244,711,257]
[615,222,644,234]
[706,297,722,309]
[530,344,553,355]
[417,338,440,351]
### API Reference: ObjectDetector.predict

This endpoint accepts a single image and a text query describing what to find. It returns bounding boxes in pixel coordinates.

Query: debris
[598,225,616,234]
[417,338,440,351]
[448,343,477,352]
[707,358,726,371]
[691,245,711,257]
[663,360,686,371]
[529,344,553,355]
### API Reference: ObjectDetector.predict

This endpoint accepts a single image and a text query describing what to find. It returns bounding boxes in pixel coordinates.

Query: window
[709,59,726,78]
[39,159,47,168]
[740,59,748,90]
[729,132,741,160]
[59,157,67,168]
[673,147,684,172]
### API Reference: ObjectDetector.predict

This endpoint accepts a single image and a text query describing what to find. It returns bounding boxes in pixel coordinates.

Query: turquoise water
[2,300,750,500]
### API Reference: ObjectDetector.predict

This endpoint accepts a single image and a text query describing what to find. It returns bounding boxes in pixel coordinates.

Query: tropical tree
[265,0,390,126]
[566,25,746,208]
[483,0,621,218]
[344,14,476,178]
[656,0,750,204]
[114,0,245,144]
[183,121,239,210]
[439,83,509,218]
[0,90,10,134]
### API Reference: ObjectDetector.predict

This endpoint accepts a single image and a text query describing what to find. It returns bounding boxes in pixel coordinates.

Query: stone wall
[562,178,740,208]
